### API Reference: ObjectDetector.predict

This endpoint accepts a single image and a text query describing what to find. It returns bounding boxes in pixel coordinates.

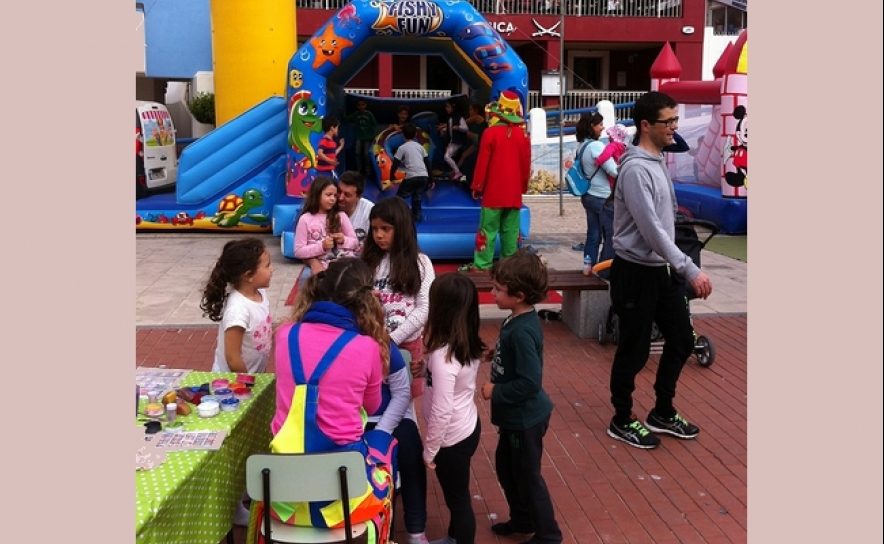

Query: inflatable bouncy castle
[273,0,532,259]
[651,31,748,233]
[283,0,528,196]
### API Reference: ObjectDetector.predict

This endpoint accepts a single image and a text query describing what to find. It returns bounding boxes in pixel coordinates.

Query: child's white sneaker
[406,533,430,544]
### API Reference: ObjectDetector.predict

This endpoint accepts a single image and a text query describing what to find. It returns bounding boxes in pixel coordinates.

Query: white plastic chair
[245,451,370,544]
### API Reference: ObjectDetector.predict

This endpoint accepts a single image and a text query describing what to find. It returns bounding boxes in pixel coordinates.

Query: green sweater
[346,110,378,141]
[489,310,553,430]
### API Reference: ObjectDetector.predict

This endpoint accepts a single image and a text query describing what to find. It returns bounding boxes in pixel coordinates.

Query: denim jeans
[599,201,615,264]
[397,176,429,222]
[581,193,610,265]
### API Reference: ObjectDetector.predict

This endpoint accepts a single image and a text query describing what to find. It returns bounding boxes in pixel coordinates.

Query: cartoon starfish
[288,90,322,169]
[309,24,353,70]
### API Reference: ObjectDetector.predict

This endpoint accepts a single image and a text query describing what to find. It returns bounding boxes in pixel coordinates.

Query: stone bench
[466,269,610,339]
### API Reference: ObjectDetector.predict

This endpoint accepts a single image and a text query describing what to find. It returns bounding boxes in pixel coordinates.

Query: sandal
[572,242,585,251]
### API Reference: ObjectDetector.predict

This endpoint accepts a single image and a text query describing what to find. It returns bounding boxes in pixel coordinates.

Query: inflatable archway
[284,0,528,196]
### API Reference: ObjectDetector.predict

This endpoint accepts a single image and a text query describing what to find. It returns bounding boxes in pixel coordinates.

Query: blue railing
[545,101,635,137]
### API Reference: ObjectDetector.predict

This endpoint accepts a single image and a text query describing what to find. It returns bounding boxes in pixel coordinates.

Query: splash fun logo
[373,0,444,35]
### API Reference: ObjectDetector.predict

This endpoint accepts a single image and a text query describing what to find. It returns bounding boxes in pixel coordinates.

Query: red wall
[296,5,706,87]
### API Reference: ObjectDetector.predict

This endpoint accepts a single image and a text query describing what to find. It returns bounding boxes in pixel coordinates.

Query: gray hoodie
[612,146,699,281]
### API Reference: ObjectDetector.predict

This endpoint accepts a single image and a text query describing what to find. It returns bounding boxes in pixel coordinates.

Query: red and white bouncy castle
[650,31,748,199]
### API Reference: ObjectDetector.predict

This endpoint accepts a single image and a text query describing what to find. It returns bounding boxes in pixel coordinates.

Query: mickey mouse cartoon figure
[725,105,747,188]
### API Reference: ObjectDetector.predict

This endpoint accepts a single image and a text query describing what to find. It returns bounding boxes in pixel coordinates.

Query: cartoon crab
[171,212,194,226]
[210,189,270,228]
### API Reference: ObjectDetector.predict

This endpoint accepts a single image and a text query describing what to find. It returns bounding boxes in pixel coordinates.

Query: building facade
[136,1,746,110]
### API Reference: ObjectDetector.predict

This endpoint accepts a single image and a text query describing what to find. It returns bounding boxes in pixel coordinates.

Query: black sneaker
[607,417,661,449]
[644,410,700,439]
[491,520,535,536]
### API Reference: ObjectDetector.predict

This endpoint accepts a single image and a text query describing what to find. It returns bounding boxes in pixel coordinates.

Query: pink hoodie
[595,124,629,188]
[272,321,383,445]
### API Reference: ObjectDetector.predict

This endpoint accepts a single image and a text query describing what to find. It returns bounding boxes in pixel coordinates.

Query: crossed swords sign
[531,19,561,37]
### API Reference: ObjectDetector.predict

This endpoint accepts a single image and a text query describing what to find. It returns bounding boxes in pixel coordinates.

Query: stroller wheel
[695,335,716,367]
[598,323,607,345]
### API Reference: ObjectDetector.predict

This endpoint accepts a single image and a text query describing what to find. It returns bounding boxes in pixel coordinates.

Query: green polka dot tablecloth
[136,372,276,544]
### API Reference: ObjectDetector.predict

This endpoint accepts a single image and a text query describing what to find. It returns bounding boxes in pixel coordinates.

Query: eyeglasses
[651,117,679,128]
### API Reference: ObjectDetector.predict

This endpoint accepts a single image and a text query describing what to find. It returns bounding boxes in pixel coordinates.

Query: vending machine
[136,101,178,199]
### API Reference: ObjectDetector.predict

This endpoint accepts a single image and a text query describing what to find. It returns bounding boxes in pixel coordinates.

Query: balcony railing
[528,90,643,121]
[344,88,453,99]
[297,0,683,18]
[344,89,643,124]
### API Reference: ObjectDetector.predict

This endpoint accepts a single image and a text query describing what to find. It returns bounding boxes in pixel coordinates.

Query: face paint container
[198,401,220,418]
[145,403,165,418]
[211,379,229,392]
[214,388,233,401]
[166,403,177,423]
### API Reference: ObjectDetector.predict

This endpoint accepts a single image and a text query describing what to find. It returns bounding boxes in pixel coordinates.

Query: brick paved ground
[137,314,747,544]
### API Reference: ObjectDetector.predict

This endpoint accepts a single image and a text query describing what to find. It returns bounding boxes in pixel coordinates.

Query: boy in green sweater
[345,98,378,177]
[480,250,562,544]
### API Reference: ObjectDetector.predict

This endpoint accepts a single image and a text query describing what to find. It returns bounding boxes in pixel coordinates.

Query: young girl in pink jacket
[595,123,629,189]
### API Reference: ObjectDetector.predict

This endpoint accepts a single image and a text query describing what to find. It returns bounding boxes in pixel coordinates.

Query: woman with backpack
[575,112,620,269]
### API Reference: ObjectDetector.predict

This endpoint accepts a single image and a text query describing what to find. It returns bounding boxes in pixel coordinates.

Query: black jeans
[396,176,429,221]
[365,418,427,533]
[495,415,562,544]
[433,418,481,544]
[609,256,695,421]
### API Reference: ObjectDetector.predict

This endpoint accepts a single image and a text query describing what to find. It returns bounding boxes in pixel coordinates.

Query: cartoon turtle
[210,189,270,228]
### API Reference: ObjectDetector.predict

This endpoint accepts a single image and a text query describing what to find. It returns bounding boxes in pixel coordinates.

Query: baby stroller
[598,211,720,367]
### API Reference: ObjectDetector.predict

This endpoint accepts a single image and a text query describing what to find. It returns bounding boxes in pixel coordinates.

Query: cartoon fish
[374,147,405,190]
[289,69,303,89]
[288,90,322,169]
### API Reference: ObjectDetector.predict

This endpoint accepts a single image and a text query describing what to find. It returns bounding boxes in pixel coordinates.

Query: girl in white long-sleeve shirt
[361,196,435,397]
[420,273,485,544]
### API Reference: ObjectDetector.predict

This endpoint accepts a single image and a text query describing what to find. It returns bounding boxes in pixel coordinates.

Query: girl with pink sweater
[294,176,359,278]
[421,273,486,544]
[595,123,629,189]
[261,258,396,540]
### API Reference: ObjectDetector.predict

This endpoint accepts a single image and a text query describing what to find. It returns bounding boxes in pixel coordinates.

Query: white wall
[702,28,738,81]
[135,11,145,74]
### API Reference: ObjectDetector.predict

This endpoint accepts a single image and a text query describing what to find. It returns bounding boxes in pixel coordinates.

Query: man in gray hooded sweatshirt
[606,91,713,450]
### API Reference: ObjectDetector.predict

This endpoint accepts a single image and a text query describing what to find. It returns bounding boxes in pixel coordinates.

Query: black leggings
[433,418,481,544]
[609,257,695,421]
